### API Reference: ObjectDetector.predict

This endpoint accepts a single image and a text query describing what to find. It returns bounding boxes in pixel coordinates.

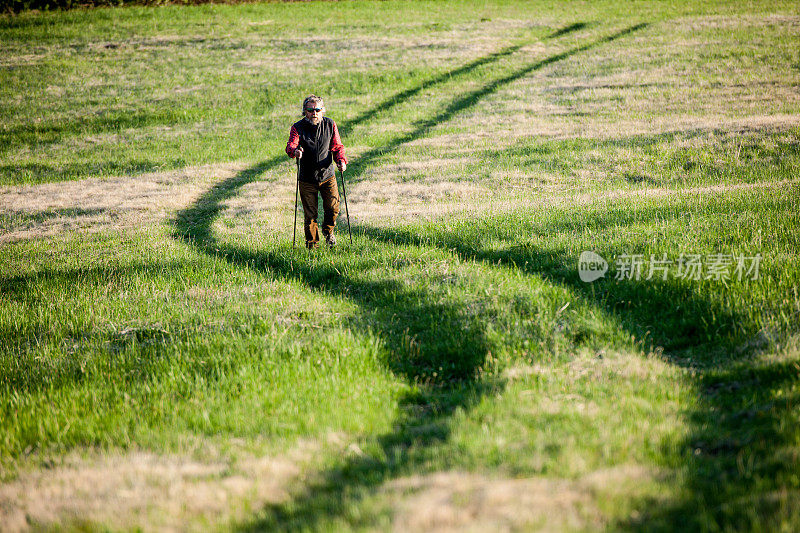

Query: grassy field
[1,0,800,530]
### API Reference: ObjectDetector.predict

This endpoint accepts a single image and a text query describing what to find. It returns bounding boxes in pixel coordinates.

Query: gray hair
[301,95,324,115]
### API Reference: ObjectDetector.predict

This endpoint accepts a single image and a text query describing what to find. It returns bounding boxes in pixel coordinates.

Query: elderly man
[286,95,348,249]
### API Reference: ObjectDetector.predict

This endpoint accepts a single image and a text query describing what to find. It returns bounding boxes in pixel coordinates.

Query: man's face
[304,101,324,125]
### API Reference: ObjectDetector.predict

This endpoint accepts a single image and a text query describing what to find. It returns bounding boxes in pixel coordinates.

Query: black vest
[294,116,336,184]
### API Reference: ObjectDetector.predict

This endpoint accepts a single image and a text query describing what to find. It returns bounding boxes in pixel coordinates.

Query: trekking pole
[339,169,353,245]
[293,157,300,247]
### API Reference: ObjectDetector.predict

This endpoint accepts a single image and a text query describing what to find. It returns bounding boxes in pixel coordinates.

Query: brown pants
[299,177,340,248]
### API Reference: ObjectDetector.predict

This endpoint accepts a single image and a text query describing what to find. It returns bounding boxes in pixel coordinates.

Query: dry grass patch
[0,53,49,68]
[407,131,501,150]
[665,14,800,31]
[348,178,488,224]
[222,168,296,224]
[0,451,297,532]
[566,349,676,382]
[365,158,468,181]
[415,113,799,148]
[489,177,800,223]
[349,176,799,227]
[506,348,681,418]
[479,103,800,142]
[0,162,245,243]
[594,176,800,202]
[2,159,794,244]
[386,465,661,532]
[0,437,338,532]
[505,346,681,386]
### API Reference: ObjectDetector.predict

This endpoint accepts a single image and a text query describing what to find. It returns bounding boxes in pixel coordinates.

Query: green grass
[1,0,800,530]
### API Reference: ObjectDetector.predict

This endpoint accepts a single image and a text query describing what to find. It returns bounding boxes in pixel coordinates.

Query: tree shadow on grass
[169,23,652,531]
[360,206,800,531]
[360,206,757,357]
[1,21,594,472]
[194,244,501,531]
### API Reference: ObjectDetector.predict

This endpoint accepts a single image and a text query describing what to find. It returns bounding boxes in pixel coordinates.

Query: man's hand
[294,148,303,159]
[337,162,347,173]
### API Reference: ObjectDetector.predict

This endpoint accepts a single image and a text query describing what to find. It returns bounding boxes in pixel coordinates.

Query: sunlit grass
[1,0,799,530]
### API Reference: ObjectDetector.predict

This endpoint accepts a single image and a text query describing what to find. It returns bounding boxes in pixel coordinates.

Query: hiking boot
[325,232,337,247]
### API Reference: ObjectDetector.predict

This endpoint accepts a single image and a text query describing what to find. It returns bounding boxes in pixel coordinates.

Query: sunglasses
[305,107,323,113]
